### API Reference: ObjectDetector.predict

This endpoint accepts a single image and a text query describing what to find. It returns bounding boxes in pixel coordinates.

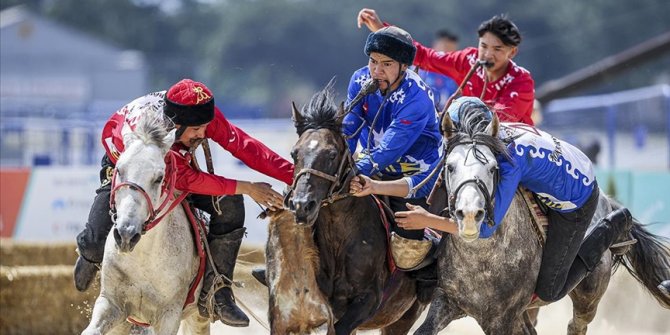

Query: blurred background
[0,1,669,333]
[1,0,668,241]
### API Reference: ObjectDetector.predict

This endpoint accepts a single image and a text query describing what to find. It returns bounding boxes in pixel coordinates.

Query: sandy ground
[198,267,669,335]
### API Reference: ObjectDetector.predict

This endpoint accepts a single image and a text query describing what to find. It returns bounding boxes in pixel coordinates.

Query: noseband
[109,151,188,233]
[284,136,355,208]
[445,141,499,227]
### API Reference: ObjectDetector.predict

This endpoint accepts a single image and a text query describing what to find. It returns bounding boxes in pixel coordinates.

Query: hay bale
[0,239,78,266]
[0,240,266,334]
[0,240,265,267]
[0,265,99,335]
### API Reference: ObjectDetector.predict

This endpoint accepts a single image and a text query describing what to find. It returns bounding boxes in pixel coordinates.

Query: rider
[342,25,444,271]
[357,8,535,125]
[352,97,634,303]
[74,79,294,327]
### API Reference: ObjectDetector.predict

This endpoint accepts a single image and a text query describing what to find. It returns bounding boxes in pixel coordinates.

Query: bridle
[284,133,356,209]
[109,150,189,233]
[444,139,499,228]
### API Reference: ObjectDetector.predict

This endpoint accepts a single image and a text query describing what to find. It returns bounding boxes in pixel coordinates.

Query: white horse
[416,112,670,334]
[83,110,209,335]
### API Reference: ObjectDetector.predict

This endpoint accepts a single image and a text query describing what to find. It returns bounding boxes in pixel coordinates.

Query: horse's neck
[129,208,190,260]
[317,196,360,233]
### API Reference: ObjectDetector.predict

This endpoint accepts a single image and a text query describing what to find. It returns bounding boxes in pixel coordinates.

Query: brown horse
[265,84,427,335]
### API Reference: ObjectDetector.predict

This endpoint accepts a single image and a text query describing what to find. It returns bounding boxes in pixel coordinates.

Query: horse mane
[132,108,174,151]
[295,80,342,135]
[446,105,512,162]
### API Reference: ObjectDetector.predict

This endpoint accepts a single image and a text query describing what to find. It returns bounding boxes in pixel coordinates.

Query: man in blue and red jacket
[74,79,294,326]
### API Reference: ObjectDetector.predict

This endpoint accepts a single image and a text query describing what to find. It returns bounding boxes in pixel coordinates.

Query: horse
[82,110,209,335]
[267,84,427,335]
[414,113,670,335]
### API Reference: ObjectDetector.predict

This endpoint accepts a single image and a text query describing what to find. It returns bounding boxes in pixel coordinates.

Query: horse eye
[290,149,298,160]
[154,174,164,184]
[489,166,497,174]
[328,151,337,160]
[447,164,455,173]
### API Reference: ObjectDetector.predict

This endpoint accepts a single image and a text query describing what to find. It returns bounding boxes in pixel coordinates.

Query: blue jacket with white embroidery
[480,123,597,238]
[343,66,442,198]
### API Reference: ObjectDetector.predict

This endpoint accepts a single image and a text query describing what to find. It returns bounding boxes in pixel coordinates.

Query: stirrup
[610,237,637,256]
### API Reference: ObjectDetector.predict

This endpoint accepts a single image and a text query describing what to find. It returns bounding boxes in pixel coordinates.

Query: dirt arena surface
[2,240,667,334]
[203,266,669,335]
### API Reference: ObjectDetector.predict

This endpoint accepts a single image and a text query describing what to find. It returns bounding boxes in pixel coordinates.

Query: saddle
[518,188,550,246]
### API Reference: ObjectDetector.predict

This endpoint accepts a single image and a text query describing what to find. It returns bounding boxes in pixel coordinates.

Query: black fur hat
[364,26,416,65]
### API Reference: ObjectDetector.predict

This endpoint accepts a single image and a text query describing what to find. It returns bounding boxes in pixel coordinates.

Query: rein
[109,150,189,233]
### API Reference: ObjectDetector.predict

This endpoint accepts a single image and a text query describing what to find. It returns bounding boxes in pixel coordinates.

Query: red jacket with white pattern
[101,91,294,196]
[414,45,535,125]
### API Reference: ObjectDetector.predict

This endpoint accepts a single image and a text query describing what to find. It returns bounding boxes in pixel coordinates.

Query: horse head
[442,99,507,242]
[288,83,351,226]
[111,111,175,252]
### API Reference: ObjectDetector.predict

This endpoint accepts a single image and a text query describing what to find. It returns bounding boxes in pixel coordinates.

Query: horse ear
[441,113,456,139]
[291,101,304,126]
[336,101,346,123]
[162,128,177,153]
[121,124,136,147]
[485,113,500,137]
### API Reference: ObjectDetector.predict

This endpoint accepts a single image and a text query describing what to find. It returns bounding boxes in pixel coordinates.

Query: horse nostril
[475,210,485,222]
[305,200,317,213]
[113,228,122,244]
[130,233,141,246]
[455,210,464,220]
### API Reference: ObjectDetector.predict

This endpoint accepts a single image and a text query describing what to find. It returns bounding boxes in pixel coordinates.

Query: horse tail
[615,218,670,309]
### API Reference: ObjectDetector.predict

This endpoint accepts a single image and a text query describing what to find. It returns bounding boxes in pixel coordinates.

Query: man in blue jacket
[343,26,443,270]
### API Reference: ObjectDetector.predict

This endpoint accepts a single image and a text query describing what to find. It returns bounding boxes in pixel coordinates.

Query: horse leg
[333,290,380,335]
[481,312,527,335]
[381,300,426,335]
[152,306,185,335]
[414,288,461,335]
[179,311,210,335]
[521,309,538,335]
[524,308,539,327]
[567,254,611,335]
[82,295,125,335]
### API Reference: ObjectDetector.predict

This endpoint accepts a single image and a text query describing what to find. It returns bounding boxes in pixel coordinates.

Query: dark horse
[269,84,427,335]
[414,112,670,334]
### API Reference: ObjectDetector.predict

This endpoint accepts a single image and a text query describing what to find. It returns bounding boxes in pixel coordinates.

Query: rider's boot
[74,173,113,292]
[399,233,440,304]
[577,208,633,271]
[74,255,100,292]
[198,227,249,327]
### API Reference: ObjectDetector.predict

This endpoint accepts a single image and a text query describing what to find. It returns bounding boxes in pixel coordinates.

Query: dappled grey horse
[82,111,209,335]
[415,114,670,335]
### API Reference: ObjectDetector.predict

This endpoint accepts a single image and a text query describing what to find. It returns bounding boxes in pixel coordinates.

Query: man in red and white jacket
[357,8,535,125]
[74,79,294,327]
